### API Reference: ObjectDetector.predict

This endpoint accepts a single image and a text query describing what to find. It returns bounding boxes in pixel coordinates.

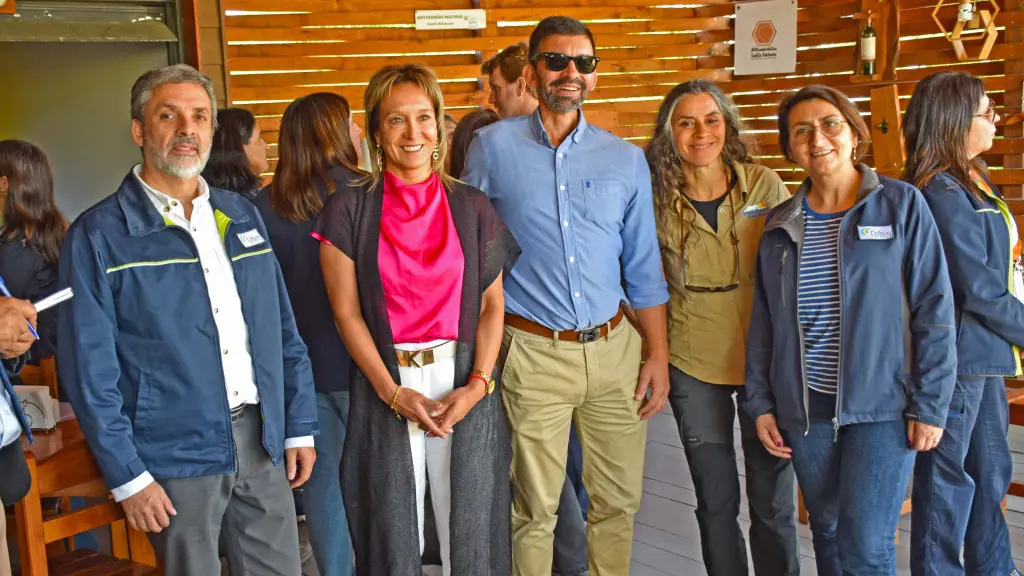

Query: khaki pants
[501,319,647,576]
[0,494,10,576]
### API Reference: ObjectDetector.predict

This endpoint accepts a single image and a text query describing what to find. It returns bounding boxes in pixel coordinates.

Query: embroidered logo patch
[236,229,265,248]
[857,225,893,240]
[742,202,771,217]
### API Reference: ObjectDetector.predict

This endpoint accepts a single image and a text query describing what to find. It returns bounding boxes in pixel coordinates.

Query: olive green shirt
[655,163,790,385]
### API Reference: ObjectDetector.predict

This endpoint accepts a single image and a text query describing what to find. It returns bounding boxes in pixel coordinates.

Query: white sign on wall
[414,9,487,31]
[734,0,797,76]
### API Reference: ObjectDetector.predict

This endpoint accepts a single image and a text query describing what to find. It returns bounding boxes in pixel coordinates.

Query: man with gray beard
[57,64,318,575]
[462,16,669,576]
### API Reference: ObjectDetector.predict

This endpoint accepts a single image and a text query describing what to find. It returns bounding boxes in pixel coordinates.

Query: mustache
[167,136,200,153]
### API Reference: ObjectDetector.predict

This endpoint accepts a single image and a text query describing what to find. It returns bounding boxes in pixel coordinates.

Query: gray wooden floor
[630,405,1024,575]
[301,405,1024,575]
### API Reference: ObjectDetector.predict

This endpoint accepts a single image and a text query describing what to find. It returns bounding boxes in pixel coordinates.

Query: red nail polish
[776,442,783,447]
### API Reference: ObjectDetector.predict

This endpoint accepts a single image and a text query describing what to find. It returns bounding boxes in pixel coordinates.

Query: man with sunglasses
[462,15,669,576]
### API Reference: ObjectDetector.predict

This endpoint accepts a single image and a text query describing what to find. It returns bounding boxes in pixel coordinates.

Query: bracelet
[389,385,403,420]
[468,373,489,388]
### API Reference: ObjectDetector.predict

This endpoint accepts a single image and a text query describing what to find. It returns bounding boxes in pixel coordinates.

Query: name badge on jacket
[742,202,771,218]
[857,225,893,240]
[237,229,266,248]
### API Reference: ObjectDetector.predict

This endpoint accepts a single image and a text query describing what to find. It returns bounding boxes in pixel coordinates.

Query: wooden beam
[869,85,904,178]
[180,0,201,68]
[1004,0,1024,200]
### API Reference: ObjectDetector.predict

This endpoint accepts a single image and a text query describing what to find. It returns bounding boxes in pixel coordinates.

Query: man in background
[482,42,539,120]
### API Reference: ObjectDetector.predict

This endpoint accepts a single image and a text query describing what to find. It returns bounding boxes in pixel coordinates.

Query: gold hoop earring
[376,148,383,173]
[432,144,440,163]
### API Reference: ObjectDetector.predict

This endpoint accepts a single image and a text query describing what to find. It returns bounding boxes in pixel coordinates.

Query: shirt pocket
[583,179,626,227]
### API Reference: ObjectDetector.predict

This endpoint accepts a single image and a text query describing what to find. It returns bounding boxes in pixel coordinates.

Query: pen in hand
[0,276,38,340]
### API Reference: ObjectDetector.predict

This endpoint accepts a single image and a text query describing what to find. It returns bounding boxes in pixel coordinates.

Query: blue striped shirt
[799,202,847,395]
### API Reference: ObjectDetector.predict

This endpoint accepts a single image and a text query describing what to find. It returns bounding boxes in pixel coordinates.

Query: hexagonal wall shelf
[932,0,999,61]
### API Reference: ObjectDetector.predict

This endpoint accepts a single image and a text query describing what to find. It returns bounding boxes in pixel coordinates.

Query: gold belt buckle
[398,348,436,368]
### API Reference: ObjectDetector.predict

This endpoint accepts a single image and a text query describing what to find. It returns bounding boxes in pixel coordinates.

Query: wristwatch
[470,369,496,394]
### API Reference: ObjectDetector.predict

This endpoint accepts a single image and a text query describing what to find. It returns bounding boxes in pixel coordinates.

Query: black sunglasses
[531,52,600,74]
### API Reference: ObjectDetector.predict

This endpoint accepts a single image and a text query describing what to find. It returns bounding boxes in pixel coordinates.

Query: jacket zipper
[785,243,812,436]
[830,188,879,441]
[834,213,844,442]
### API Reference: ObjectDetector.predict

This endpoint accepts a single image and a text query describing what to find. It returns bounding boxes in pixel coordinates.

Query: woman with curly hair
[646,80,798,576]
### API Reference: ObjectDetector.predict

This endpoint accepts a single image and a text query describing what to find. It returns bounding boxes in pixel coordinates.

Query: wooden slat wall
[219,0,1024,192]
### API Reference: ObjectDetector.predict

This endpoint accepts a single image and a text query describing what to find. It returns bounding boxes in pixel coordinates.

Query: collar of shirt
[528,107,589,149]
[132,164,211,222]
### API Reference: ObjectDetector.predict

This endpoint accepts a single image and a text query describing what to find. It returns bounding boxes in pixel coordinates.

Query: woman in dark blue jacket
[903,71,1021,576]
[742,85,957,575]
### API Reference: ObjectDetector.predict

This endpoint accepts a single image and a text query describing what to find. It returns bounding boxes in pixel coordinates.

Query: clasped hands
[390,377,488,439]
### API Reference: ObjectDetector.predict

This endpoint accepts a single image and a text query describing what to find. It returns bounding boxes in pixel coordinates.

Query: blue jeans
[784,391,915,576]
[911,376,984,575]
[963,376,1016,575]
[305,391,353,576]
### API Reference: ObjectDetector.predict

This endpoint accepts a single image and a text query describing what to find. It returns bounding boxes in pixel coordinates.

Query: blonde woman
[313,64,516,576]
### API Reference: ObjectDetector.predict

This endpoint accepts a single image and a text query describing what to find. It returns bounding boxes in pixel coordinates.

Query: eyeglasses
[681,192,741,293]
[790,118,846,144]
[531,52,600,74]
[976,106,998,124]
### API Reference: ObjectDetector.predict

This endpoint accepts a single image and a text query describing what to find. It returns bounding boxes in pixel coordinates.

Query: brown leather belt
[504,308,625,343]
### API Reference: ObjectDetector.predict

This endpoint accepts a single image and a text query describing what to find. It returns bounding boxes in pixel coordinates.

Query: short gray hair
[130,64,218,128]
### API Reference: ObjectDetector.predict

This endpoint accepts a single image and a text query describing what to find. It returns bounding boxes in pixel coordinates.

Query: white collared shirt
[110,166,313,502]
[0,386,21,448]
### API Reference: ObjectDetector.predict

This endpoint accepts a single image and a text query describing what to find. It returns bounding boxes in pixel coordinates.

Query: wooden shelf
[850,73,885,83]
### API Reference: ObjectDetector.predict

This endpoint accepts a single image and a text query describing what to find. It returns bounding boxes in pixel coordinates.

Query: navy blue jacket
[743,165,957,433]
[57,171,318,490]
[920,171,1024,376]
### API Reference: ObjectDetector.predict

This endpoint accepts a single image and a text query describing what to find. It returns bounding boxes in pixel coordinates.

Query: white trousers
[396,340,455,576]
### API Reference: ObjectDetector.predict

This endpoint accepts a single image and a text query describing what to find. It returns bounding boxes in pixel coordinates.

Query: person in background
[256,91,362,576]
[202,107,269,201]
[448,108,499,180]
[58,64,318,575]
[0,140,66,363]
[315,63,515,576]
[647,80,797,576]
[463,16,670,576]
[743,85,956,575]
[0,297,41,576]
[903,70,1022,576]
[481,42,539,120]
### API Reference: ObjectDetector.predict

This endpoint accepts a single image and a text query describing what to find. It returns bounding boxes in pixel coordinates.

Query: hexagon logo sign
[753,20,777,47]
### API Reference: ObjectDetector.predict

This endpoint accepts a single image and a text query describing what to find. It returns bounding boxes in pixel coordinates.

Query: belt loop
[605,320,612,341]
[552,330,560,349]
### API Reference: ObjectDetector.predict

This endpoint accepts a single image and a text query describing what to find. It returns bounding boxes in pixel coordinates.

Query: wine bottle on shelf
[861,19,877,76]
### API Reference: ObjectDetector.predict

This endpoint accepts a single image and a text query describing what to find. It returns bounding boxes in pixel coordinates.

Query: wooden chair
[16,356,58,401]
[14,437,158,575]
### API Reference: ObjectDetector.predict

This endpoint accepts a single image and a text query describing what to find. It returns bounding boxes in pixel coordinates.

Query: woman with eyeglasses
[647,80,798,576]
[742,85,957,575]
[903,71,1021,576]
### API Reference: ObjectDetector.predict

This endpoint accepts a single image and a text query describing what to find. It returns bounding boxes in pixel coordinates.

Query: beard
[541,78,590,114]
[145,133,211,179]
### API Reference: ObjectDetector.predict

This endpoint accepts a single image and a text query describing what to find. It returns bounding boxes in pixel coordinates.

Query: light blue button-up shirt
[462,109,668,331]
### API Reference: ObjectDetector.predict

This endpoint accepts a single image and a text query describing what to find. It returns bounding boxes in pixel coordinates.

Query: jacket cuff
[284,417,319,439]
[905,409,946,429]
